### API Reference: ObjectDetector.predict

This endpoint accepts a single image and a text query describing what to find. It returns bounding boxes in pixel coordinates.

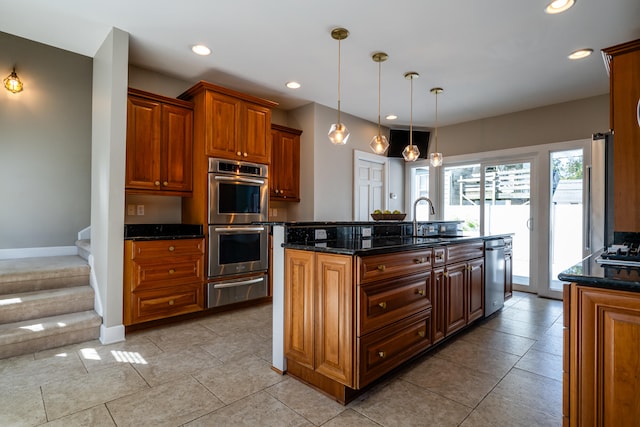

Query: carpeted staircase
[0,252,102,358]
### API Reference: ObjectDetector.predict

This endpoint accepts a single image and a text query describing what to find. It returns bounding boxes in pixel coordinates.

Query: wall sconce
[4,67,24,93]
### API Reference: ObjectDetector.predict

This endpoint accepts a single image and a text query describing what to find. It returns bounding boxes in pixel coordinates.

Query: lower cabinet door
[357,310,431,388]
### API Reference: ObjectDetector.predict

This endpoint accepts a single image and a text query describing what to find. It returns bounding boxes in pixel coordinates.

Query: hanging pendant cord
[377,60,381,137]
[434,91,439,152]
[409,76,413,148]
[337,37,341,124]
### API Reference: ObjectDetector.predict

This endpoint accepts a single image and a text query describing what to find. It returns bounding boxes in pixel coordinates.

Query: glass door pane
[550,149,583,291]
[412,166,430,220]
[484,162,531,287]
[443,164,481,236]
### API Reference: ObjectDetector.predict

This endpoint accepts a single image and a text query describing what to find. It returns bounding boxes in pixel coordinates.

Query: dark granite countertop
[124,224,204,241]
[558,250,640,293]
[282,234,510,256]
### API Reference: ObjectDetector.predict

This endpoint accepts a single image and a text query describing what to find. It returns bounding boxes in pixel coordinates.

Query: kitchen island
[271,221,512,404]
[558,252,640,426]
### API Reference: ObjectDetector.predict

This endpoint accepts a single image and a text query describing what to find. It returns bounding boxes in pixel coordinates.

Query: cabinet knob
[377,265,386,272]
[163,181,168,186]
[416,289,425,296]
[237,151,242,156]
[275,189,279,194]
[168,246,175,252]
[168,299,175,306]
[378,301,387,309]
[169,269,175,274]
[243,152,248,157]
[378,351,386,359]
[443,271,448,277]
[154,181,160,186]
[418,330,425,338]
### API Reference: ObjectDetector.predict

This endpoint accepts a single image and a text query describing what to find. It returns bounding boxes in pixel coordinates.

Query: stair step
[0,286,95,324]
[0,256,89,295]
[76,239,91,261]
[0,310,101,359]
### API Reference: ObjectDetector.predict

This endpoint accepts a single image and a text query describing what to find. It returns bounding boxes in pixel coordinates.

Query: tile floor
[0,291,563,426]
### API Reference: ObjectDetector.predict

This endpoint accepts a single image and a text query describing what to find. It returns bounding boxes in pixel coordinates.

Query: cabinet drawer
[358,272,432,335]
[358,249,432,284]
[131,256,204,291]
[129,238,204,259]
[446,242,483,264]
[126,283,203,325]
[357,310,431,388]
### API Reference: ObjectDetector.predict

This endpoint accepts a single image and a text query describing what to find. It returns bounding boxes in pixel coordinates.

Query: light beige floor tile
[194,355,285,404]
[461,392,561,426]
[0,384,47,427]
[132,345,222,386]
[42,364,148,420]
[531,331,563,356]
[320,409,381,426]
[138,323,219,352]
[0,351,86,389]
[199,330,270,363]
[184,390,312,427]
[460,324,536,356]
[40,404,116,427]
[351,378,471,427]
[498,306,562,327]
[480,315,550,340]
[198,310,271,338]
[265,376,346,425]
[492,368,562,418]
[433,338,521,379]
[106,376,224,427]
[400,355,500,408]
[515,348,563,381]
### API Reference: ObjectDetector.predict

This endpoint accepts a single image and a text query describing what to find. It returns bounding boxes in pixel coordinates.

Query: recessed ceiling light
[191,44,211,56]
[545,0,575,14]
[385,114,398,120]
[286,81,301,89]
[568,48,593,60]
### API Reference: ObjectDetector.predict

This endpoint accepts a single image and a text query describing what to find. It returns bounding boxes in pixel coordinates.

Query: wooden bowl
[371,213,406,221]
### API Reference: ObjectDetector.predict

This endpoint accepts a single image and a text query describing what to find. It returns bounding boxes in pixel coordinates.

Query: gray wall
[0,31,92,250]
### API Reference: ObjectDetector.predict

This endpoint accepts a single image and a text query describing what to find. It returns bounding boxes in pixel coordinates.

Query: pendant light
[429,87,444,167]
[369,52,389,155]
[328,27,350,145]
[3,67,23,93]
[402,72,420,162]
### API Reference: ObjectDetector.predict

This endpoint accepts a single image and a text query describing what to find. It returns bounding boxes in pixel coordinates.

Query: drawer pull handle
[443,271,448,277]
[168,299,175,306]
[418,330,425,338]
[378,302,387,309]
[377,265,386,272]
[416,289,424,296]
[168,246,175,252]
[169,269,175,274]
[414,257,427,264]
[378,351,386,358]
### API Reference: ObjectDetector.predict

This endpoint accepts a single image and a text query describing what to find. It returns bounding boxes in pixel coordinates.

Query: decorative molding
[100,323,125,345]
[0,245,77,260]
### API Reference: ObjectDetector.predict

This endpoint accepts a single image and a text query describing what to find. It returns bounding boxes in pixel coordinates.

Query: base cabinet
[124,238,205,325]
[564,283,640,426]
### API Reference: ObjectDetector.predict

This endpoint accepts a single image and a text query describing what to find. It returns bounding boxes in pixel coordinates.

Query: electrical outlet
[136,205,145,216]
[127,205,136,216]
[362,227,372,238]
[272,208,278,217]
[314,229,327,240]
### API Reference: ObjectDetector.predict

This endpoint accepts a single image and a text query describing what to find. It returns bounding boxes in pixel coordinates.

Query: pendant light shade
[429,87,444,167]
[328,28,350,145]
[370,52,389,155]
[402,72,420,162]
[3,67,23,93]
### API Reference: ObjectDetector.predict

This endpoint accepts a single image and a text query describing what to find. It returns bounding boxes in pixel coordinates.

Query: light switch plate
[315,229,327,240]
[127,205,136,216]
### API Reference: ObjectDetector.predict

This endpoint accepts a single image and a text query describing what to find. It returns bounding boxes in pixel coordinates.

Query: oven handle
[213,227,265,232]
[213,175,265,185]
[213,277,265,289]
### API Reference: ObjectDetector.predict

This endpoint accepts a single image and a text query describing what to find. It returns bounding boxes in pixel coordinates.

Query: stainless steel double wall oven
[206,158,269,307]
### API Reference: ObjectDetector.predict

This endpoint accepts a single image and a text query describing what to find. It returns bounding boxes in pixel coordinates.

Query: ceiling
[1,0,638,128]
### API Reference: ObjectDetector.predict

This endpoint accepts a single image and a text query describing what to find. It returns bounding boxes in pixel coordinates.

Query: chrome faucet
[413,197,435,236]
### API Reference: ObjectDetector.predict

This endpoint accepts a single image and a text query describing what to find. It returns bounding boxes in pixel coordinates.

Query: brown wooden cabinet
[123,238,205,325]
[126,88,193,195]
[564,283,640,426]
[180,81,277,165]
[602,39,640,233]
[270,124,302,202]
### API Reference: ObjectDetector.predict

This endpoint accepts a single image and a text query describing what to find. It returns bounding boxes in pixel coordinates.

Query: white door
[353,151,388,221]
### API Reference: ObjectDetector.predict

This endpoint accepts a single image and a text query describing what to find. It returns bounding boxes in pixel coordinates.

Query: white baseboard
[0,246,78,260]
[100,323,125,344]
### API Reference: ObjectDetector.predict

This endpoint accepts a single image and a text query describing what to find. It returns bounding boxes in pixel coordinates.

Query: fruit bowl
[371,213,406,221]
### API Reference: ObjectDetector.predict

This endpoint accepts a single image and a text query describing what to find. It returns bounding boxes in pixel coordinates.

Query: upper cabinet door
[126,96,162,190]
[271,125,302,202]
[242,103,271,164]
[204,91,242,159]
[161,104,193,192]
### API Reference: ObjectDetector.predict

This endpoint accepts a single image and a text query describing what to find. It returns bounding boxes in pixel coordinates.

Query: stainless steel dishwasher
[484,238,506,317]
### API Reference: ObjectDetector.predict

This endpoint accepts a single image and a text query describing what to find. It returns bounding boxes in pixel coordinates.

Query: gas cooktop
[597,243,640,267]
